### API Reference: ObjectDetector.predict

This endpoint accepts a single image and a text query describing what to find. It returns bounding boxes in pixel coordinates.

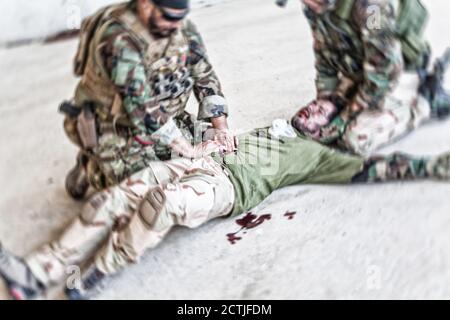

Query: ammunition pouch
[77,103,98,151]
[151,66,194,102]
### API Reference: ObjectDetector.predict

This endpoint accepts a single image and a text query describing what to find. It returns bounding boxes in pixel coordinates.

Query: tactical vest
[322,0,429,71]
[73,2,194,133]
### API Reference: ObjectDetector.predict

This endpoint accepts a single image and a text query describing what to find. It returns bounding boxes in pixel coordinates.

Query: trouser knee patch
[138,186,166,229]
[80,192,109,224]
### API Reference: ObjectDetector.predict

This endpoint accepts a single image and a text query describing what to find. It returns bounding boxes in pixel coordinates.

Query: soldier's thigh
[164,158,234,228]
[341,104,407,156]
[147,157,194,185]
[343,105,429,156]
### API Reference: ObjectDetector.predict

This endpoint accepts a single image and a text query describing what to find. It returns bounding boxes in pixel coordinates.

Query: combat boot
[419,49,450,119]
[0,243,45,300]
[65,152,89,200]
[64,265,107,300]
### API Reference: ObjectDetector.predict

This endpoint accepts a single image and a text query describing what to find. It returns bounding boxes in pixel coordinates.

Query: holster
[76,103,98,151]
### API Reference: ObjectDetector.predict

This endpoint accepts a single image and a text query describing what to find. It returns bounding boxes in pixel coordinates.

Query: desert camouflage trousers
[24,150,450,286]
[26,156,235,286]
[332,72,432,156]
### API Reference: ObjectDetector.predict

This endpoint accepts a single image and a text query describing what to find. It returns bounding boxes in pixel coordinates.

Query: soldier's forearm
[170,136,220,159]
[198,95,229,120]
[315,73,339,98]
[356,22,403,109]
[353,55,402,110]
[211,115,229,130]
[169,136,196,158]
[353,83,390,110]
[353,51,402,110]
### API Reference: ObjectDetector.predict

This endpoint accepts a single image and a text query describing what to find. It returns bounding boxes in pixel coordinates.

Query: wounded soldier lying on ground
[1,120,449,300]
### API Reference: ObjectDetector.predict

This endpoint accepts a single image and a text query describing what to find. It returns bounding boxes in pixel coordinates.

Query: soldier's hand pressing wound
[195,140,222,158]
[213,129,239,154]
[170,136,220,159]
[210,115,238,154]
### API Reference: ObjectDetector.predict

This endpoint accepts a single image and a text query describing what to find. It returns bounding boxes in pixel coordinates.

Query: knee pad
[138,186,167,229]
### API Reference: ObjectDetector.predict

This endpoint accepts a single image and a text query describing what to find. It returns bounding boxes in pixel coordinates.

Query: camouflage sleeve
[305,9,340,99]
[183,20,229,120]
[100,23,183,145]
[352,0,404,109]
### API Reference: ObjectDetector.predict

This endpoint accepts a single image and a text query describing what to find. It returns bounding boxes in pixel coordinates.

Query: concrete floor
[1,0,450,299]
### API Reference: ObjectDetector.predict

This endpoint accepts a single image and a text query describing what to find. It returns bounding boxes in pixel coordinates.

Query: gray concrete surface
[0,0,450,300]
[0,0,223,45]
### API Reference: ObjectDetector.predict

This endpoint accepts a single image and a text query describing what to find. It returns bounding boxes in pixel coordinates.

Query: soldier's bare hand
[170,137,220,159]
[208,116,238,154]
[194,140,221,158]
[214,129,238,154]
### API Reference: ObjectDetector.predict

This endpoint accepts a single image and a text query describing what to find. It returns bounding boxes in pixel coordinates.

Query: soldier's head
[292,99,337,134]
[301,0,336,14]
[136,0,190,38]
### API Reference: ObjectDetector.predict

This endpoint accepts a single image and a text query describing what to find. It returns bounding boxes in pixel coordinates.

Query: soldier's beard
[148,17,177,39]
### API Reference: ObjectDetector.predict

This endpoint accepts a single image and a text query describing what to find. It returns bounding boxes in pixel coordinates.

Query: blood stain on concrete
[227,212,272,245]
[284,211,297,220]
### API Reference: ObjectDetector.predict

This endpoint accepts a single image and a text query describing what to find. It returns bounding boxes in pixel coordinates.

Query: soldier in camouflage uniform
[63,0,237,200]
[1,120,450,300]
[290,0,450,155]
